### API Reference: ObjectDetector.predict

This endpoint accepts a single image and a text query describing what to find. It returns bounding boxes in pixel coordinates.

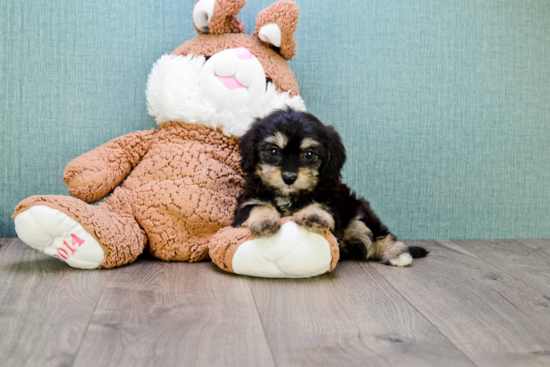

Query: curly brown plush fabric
[123,122,244,262]
[63,129,157,203]
[15,122,244,267]
[171,33,300,96]
[254,1,299,60]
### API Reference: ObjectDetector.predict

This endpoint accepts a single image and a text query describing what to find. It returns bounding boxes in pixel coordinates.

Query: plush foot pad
[212,221,337,278]
[388,252,413,267]
[14,206,104,269]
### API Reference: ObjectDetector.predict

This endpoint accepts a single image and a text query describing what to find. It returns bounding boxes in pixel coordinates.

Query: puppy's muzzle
[282,172,297,185]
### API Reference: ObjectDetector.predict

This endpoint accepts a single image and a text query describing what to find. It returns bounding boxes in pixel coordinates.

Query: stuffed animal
[13,0,339,278]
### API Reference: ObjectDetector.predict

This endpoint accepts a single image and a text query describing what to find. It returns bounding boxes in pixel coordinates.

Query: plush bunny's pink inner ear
[193,0,247,35]
[254,1,299,60]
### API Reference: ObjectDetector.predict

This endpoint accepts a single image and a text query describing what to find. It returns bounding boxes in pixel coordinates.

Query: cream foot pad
[14,206,104,269]
[231,221,333,278]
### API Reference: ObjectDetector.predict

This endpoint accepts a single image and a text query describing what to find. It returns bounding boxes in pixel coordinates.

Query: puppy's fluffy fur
[233,109,428,265]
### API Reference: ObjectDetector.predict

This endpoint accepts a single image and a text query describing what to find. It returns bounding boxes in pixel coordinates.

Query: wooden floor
[1,238,550,367]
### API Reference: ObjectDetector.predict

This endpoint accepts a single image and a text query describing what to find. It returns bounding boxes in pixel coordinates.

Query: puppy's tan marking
[342,217,374,257]
[257,166,319,196]
[257,165,283,186]
[243,205,281,237]
[292,167,319,193]
[264,132,288,149]
[293,203,334,232]
[241,199,272,208]
[300,137,320,150]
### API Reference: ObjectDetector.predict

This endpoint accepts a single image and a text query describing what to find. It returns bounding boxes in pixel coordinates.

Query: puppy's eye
[303,151,314,160]
[269,148,280,157]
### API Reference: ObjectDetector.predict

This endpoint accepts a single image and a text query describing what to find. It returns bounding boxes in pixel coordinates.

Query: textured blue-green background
[1,0,549,239]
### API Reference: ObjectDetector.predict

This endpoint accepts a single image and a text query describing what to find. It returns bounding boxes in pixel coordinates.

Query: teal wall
[2,0,550,239]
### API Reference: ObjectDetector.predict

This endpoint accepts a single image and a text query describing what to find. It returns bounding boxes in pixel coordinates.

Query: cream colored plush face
[199,48,268,112]
[146,48,306,137]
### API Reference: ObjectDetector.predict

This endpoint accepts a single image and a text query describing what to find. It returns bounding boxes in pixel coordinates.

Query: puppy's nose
[282,172,297,185]
[235,47,253,60]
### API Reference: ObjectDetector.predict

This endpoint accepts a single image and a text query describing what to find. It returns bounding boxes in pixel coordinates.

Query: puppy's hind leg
[371,235,413,267]
[341,217,422,266]
[340,218,375,260]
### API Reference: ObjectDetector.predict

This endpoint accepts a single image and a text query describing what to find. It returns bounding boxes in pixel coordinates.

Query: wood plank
[455,239,550,294]
[518,239,550,259]
[0,238,110,367]
[73,258,275,367]
[0,238,10,249]
[248,260,475,367]
[373,240,550,367]
[0,237,19,249]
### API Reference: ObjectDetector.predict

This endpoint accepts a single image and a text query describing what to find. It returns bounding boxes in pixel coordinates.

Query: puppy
[233,109,428,266]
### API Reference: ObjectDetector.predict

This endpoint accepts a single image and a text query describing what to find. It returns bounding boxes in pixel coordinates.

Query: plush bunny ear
[193,0,247,35]
[254,1,299,60]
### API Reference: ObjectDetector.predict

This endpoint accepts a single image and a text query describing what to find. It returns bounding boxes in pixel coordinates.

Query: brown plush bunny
[13,0,339,278]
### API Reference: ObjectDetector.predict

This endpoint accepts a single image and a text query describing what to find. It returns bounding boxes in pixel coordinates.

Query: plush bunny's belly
[122,122,244,261]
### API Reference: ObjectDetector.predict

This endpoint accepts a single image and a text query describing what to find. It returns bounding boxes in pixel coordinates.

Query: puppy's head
[239,109,346,196]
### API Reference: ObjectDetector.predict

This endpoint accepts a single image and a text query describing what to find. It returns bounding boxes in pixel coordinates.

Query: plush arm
[63,129,157,203]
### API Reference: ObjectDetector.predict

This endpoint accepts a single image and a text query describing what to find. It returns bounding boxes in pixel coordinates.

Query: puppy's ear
[239,124,259,174]
[322,126,346,179]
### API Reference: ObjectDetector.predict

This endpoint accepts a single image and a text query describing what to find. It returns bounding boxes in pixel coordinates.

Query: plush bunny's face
[200,48,268,112]
[146,0,304,137]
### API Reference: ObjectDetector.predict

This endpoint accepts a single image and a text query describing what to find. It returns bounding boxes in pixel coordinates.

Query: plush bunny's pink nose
[235,47,253,60]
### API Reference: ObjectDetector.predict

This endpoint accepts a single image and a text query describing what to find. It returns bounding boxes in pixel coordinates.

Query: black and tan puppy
[233,108,428,266]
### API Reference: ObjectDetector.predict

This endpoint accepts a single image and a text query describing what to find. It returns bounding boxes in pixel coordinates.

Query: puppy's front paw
[245,206,281,237]
[293,205,335,232]
[249,217,281,237]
